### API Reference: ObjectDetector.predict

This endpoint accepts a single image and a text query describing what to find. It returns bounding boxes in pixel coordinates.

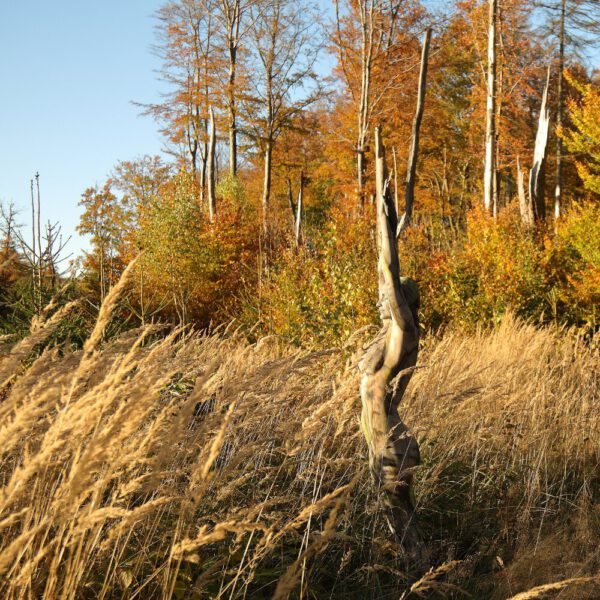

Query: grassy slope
[0,296,598,599]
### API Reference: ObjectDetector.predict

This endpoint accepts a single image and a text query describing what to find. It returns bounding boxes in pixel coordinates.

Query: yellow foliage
[561,71,600,196]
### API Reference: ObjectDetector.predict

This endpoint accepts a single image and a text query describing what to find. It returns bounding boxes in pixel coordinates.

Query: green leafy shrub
[545,202,600,328]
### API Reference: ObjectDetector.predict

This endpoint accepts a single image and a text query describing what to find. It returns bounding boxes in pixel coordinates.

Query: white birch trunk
[483,0,497,213]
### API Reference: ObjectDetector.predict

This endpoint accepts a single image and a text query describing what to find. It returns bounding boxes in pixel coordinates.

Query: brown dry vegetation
[0,281,599,599]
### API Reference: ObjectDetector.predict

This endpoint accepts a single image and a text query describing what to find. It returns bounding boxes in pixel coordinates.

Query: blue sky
[0,0,165,256]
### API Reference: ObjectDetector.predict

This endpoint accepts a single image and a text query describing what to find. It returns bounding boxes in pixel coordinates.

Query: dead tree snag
[529,69,551,223]
[359,126,426,564]
[399,27,431,235]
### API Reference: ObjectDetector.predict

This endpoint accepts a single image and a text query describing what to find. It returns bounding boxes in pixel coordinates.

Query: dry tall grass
[0,288,598,598]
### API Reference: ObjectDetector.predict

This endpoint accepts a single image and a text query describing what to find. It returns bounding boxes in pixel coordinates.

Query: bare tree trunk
[227,27,238,178]
[400,27,431,234]
[442,145,450,215]
[493,5,504,219]
[359,125,426,566]
[44,222,58,289]
[530,69,551,222]
[226,18,238,177]
[35,173,42,300]
[219,0,241,177]
[262,139,272,236]
[286,177,295,221]
[392,146,399,215]
[493,166,499,219]
[355,0,373,210]
[483,0,497,213]
[99,239,106,303]
[139,268,146,326]
[357,147,366,208]
[188,105,200,178]
[554,0,566,221]
[295,172,303,248]
[517,156,533,226]
[228,81,238,177]
[199,148,207,205]
[207,106,217,222]
[30,179,37,312]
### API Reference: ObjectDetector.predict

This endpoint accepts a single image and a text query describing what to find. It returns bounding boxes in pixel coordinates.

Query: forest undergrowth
[0,272,598,600]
